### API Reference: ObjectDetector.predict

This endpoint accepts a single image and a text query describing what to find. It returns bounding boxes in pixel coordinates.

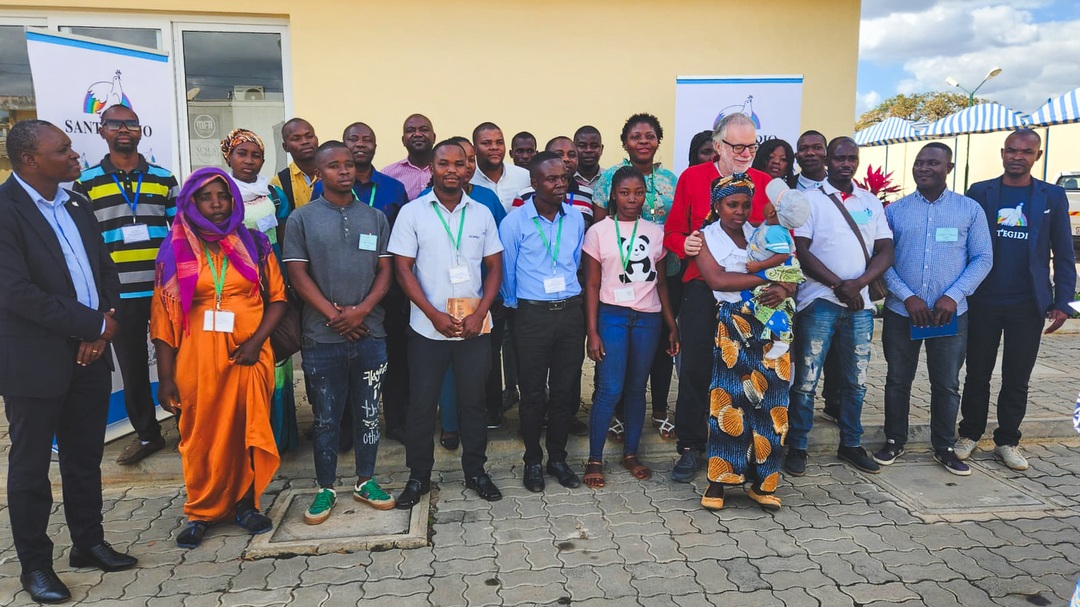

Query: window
[60,26,161,50]
[0,23,42,174]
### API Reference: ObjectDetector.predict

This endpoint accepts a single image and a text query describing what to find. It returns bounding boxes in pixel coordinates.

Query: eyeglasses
[102,119,140,131]
[721,140,759,155]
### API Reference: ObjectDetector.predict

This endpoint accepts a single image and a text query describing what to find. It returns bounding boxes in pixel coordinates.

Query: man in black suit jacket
[0,120,138,603]
[956,128,1077,472]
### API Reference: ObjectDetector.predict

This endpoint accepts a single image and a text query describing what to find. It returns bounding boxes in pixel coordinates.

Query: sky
[856,0,1080,118]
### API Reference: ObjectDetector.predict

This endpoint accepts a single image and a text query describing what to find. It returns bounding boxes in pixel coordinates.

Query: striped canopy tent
[853,116,923,146]
[1027,88,1080,126]
[921,102,1028,137]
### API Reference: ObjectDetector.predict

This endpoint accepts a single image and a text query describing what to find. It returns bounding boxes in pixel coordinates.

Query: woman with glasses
[151,168,285,548]
[591,113,681,440]
[221,129,298,454]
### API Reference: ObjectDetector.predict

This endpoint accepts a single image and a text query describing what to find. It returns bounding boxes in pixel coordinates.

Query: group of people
[1,101,1074,603]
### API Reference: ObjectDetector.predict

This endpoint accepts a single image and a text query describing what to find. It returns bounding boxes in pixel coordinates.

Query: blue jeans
[589,304,662,462]
[882,309,968,452]
[788,299,874,450]
[301,336,387,487]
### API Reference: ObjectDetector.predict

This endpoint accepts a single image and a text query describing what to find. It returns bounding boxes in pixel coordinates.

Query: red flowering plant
[857,165,901,206]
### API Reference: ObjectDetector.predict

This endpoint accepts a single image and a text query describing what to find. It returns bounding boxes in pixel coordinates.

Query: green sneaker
[304,487,336,525]
[354,478,396,510]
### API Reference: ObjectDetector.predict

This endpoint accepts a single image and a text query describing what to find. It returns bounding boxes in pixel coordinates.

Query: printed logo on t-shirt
[619,233,657,283]
[996,202,1029,240]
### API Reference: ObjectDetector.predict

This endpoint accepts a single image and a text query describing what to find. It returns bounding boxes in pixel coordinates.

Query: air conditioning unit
[232,86,265,101]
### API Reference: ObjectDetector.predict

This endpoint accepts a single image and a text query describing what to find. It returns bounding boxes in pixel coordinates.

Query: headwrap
[703,172,755,227]
[220,128,264,163]
[155,167,271,331]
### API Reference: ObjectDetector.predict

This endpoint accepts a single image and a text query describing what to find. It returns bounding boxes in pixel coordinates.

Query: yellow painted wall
[12,0,861,169]
[860,122,1080,197]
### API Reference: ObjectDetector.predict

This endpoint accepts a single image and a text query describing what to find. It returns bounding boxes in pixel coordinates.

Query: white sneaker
[994,445,1029,471]
[953,437,978,460]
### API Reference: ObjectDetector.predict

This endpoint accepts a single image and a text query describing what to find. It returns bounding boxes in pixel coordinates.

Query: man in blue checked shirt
[499,151,586,493]
[872,142,993,476]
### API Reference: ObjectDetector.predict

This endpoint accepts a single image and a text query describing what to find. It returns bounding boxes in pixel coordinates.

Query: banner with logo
[673,75,804,175]
[26,28,173,442]
[26,28,174,173]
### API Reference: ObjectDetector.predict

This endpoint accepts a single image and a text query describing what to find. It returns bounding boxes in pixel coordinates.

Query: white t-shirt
[470,163,532,212]
[793,182,892,312]
[702,221,755,303]
[387,191,503,340]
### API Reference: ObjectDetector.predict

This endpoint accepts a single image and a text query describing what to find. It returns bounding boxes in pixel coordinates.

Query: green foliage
[856,92,984,132]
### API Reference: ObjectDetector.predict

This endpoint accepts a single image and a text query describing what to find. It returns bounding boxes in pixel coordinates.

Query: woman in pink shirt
[581,166,680,487]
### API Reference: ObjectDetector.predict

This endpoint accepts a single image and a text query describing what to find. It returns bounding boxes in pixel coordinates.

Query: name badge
[121,223,151,244]
[544,276,566,294]
[449,265,470,284]
[613,286,635,303]
[256,214,277,233]
[850,209,871,225]
[203,309,235,333]
[358,234,379,251]
[935,227,959,242]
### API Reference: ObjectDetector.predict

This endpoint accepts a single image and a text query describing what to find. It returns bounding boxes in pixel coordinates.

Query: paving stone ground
[1,438,1080,606]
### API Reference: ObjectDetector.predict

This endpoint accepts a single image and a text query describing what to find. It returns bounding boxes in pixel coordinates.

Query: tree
[855,92,984,132]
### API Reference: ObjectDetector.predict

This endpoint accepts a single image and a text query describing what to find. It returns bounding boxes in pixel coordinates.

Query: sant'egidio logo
[83,70,132,114]
[714,95,762,130]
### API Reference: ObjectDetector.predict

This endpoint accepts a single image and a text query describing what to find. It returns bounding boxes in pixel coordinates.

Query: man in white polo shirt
[471,122,531,212]
[389,140,505,508]
[785,137,895,477]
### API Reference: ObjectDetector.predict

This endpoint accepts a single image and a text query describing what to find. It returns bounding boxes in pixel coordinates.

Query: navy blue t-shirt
[972,184,1034,306]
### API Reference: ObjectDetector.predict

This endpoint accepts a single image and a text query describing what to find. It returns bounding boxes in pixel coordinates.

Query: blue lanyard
[111,172,143,221]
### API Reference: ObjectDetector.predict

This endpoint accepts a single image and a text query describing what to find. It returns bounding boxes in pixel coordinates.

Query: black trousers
[959,302,1045,446]
[406,330,491,480]
[5,358,111,573]
[486,311,506,417]
[514,302,586,466]
[382,288,411,434]
[673,280,718,453]
[113,297,160,441]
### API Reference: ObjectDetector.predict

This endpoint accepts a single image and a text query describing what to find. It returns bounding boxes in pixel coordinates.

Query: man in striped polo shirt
[75,104,178,465]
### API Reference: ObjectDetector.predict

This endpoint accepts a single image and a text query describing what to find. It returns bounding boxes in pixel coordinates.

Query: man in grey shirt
[284,141,394,524]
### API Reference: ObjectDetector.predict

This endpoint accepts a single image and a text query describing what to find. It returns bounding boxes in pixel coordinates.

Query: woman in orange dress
[151,167,285,548]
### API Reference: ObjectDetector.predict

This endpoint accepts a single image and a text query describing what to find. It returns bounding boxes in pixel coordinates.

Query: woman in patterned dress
[692,173,798,510]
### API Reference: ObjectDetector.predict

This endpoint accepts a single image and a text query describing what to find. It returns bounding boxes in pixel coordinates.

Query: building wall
[14,0,861,170]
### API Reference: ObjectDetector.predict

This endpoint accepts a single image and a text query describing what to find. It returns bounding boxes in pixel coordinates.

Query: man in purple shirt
[381,114,435,200]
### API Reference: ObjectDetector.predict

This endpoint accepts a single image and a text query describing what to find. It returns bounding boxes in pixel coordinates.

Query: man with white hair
[663,112,774,482]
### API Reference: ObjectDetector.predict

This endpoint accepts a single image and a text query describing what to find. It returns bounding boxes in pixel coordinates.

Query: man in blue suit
[955,128,1076,471]
[0,120,137,603]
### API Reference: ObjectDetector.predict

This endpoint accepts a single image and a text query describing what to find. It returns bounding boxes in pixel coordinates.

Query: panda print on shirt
[620,233,657,284]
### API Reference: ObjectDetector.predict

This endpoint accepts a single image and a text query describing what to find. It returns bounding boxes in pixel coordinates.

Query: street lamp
[946,67,1002,191]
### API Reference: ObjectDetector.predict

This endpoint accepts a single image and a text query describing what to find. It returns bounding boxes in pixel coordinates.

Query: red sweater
[663,164,771,282]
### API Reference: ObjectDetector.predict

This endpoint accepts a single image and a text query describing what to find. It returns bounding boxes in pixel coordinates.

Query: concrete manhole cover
[246,486,429,558]
[866,456,1062,521]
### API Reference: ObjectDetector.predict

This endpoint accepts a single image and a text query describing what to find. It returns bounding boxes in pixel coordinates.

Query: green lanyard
[433,201,467,262]
[532,215,563,275]
[614,218,639,272]
[349,182,377,206]
[203,243,228,309]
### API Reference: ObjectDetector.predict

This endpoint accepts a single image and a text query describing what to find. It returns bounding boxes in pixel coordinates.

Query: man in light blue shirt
[873,142,993,476]
[499,152,586,492]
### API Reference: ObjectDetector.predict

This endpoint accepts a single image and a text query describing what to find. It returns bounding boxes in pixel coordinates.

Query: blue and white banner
[673,75,804,175]
[25,28,175,173]
[27,28,173,441]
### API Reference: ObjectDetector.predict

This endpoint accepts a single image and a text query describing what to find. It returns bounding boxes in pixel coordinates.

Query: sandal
[607,418,625,442]
[621,455,652,480]
[583,461,605,488]
[236,506,273,535]
[176,520,211,548]
[654,417,675,440]
[747,488,781,511]
[701,483,725,511]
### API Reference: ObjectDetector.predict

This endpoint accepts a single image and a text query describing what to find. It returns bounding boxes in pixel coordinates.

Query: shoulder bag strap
[277,167,294,208]
[819,187,872,266]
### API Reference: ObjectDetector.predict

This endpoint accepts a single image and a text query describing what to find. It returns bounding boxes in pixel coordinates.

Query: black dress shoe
[20,568,70,603]
[465,473,503,501]
[523,464,545,492]
[546,461,581,488]
[69,541,138,572]
[394,479,431,510]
